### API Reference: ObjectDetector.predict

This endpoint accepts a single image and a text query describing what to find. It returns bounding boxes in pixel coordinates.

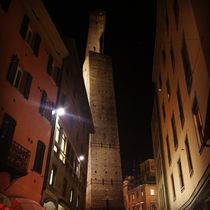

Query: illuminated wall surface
[83,11,124,210]
[0,0,68,204]
[152,0,210,209]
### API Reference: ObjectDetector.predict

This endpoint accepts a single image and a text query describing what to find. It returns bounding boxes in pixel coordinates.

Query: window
[166,135,171,164]
[170,45,175,70]
[76,196,80,208]
[0,0,11,12]
[33,140,45,174]
[162,102,166,121]
[7,55,32,99]
[171,174,176,200]
[173,0,179,30]
[53,123,67,164]
[20,15,41,56]
[0,113,16,159]
[70,188,74,203]
[39,90,54,122]
[132,193,135,200]
[185,136,193,175]
[49,166,56,188]
[62,178,67,197]
[162,49,166,64]
[177,159,184,190]
[159,75,162,92]
[166,78,171,100]
[47,54,61,86]
[150,189,155,195]
[171,114,178,149]
[59,132,67,164]
[165,12,169,34]
[192,96,204,148]
[177,86,185,127]
[181,36,192,94]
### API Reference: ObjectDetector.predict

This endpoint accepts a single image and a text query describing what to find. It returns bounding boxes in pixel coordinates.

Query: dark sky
[43,0,156,178]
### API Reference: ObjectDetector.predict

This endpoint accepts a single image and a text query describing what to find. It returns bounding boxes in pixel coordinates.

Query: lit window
[132,193,135,200]
[70,189,74,203]
[150,189,155,195]
[53,145,58,152]
[76,196,79,207]
[49,167,56,187]
[59,133,67,163]
[55,123,60,143]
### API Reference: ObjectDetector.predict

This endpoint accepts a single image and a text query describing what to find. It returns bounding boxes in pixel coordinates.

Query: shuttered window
[7,55,19,84]
[20,15,30,39]
[0,113,16,159]
[33,140,45,174]
[47,54,61,86]
[20,15,41,56]
[33,33,41,56]
[39,90,47,115]
[7,55,32,99]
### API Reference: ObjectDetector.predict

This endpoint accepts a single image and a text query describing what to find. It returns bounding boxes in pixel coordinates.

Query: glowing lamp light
[52,107,65,116]
[79,155,85,161]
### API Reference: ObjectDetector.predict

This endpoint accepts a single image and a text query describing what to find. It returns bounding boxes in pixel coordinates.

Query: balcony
[0,140,31,179]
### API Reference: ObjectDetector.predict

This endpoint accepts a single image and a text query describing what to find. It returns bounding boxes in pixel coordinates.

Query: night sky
[43,0,156,178]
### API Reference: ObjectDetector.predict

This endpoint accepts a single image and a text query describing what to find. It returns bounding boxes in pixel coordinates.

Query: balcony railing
[0,140,31,179]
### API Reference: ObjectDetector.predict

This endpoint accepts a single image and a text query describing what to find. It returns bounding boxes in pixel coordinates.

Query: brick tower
[83,11,123,210]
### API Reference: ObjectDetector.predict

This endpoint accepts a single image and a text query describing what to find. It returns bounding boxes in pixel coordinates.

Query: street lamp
[79,155,85,162]
[52,107,65,116]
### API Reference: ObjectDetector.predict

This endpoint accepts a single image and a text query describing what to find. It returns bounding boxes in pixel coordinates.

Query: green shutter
[39,90,47,115]
[33,140,45,174]
[23,72,32,99]
[47,54,53,75]
[20,15,29,39]
[33,33,41,56]
[0,113,16,160]
[6,54,19,84]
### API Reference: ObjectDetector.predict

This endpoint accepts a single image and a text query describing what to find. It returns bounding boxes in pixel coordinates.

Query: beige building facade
[152,0,210,209]
[83,11,123,210]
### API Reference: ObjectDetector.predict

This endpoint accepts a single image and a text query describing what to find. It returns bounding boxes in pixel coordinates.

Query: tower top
[85,11,106,56]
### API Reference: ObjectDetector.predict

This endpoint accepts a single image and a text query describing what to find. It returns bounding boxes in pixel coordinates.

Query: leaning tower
[83,11,123,210]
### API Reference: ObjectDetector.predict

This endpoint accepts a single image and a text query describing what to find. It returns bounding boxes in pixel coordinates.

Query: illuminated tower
[83,11,123,210]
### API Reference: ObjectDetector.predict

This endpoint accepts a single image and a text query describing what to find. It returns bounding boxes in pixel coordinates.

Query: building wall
[153,0,210,209]
[0,0,68,204]
[151,95,169,210]
[42,40,93,210]
[83,11,123,210]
